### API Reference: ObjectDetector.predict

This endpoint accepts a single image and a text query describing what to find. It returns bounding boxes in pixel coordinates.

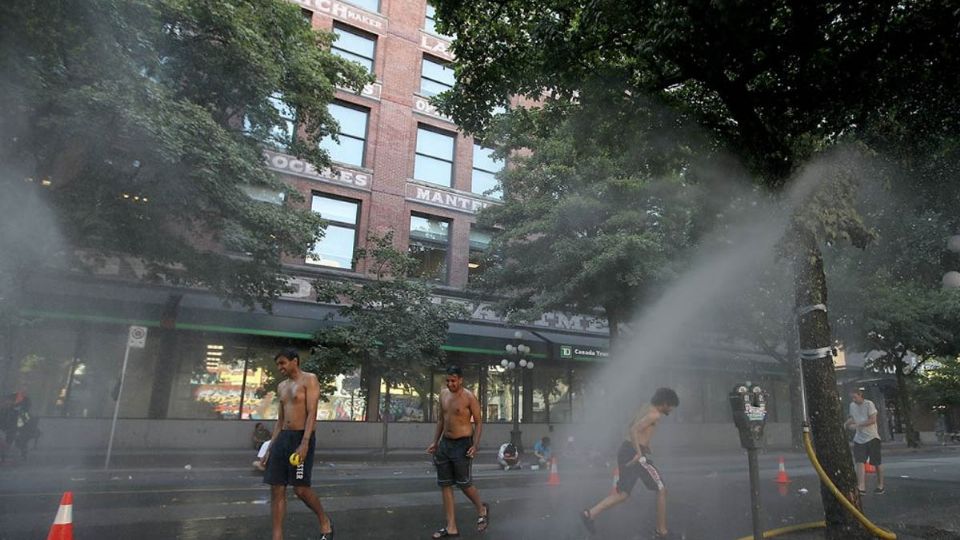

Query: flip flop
[580,509,596,534]
[477,502,490,533]
[320,519,334,540]
[432,527,460,538]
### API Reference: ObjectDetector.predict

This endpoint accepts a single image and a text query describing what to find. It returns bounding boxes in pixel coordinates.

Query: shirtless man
[426,365,490,538]
[581,387,679,539]
[260,349,334,540]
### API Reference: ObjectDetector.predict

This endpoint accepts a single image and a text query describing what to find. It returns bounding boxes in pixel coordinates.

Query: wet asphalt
[2,447,959,539]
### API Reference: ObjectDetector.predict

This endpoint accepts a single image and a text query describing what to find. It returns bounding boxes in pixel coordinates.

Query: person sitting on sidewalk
[497,442,521,470]
[533,436,552,467]
[252,422,272,471]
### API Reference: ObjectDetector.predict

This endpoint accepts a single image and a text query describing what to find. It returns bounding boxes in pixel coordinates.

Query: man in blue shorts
[260,349,334,540]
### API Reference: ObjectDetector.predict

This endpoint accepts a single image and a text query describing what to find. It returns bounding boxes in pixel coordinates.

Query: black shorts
[434,436,473,488]
[616,440,664,494]
[263,430,315,486]
[852,438,882,465]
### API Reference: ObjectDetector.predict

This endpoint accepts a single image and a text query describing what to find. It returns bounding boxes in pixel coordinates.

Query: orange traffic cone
[775,456,791,484]
[610,466,620,495]
[547,456,561,486]
[47,492,73,540]
[865,460,876,474]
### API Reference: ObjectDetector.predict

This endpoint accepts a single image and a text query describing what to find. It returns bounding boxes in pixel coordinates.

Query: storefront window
[319,370,365,421]
[532,367,570,423]
[485,365,523,423]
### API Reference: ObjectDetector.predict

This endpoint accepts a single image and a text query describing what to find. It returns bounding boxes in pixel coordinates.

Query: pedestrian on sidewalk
[580,387,679,540]
[845,388,885,495]
[260,349,334,540]
[426,365,490,538]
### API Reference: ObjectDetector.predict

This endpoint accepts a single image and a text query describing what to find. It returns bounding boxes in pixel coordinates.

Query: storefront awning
[531,329,610,362]
[445,322,549,358]
[21,274,342,340]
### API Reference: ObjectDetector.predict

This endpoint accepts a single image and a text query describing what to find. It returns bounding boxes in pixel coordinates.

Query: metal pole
[747,448,763,540]
[105,342,132,470]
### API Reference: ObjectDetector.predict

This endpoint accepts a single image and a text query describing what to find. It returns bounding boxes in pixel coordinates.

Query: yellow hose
[735,521,825,540]
[802,428,896,539]
[735,428,896,539]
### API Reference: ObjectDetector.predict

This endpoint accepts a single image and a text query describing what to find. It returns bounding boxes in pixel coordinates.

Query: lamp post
[501,331,534,452]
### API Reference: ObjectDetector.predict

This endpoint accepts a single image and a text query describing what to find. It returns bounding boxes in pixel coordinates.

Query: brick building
[4,0,796,451]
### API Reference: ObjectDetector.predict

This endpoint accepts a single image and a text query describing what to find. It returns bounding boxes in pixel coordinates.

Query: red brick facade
[275,0,495,289]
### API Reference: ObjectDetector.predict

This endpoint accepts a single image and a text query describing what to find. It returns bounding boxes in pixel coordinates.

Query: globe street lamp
[501,331,534,451]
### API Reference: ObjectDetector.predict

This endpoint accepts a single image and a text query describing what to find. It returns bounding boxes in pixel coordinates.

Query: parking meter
[729,382,767,540]
[730,382,767,450]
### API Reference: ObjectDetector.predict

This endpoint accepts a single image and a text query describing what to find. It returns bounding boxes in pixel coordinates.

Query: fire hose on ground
[734,426,897,539]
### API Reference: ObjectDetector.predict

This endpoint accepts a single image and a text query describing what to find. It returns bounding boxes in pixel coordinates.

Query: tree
[0,0,371,310]
[916,357,960,413]
[472,113,707,343]
[312,233,465,458]
[431,2,959,535]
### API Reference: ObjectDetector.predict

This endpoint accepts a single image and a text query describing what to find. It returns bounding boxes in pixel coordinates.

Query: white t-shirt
[849,399,880,444]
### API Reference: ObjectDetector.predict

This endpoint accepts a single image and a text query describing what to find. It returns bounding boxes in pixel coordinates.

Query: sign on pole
[106,325,146,469]
[127,325,148,348]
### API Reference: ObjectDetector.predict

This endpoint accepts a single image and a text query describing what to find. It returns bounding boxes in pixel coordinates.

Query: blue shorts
[263,430,315,486]
[434,436,473,488]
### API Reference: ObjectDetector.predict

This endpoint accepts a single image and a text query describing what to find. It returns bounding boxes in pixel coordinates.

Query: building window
[331,25,376,74]
[471,144,503,199]
[468,228,492,283]
[423,4,451,37]
[301,8,314,22]
[414,126,455,187]
[319,102,369,167]
[244,93,296,150]
[420,56,454,97]
[409,214,450,283]
[344,0,379,12]
[307,194,361,269]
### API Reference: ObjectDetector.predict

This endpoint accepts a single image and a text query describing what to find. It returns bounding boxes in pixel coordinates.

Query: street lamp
[501,331,534,452]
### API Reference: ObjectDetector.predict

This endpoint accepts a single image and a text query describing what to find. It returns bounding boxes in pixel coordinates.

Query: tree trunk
[793,230,868,539]
[895,362,919,448]
[381,383,391,461]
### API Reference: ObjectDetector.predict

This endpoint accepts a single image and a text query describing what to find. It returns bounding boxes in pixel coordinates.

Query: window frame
[408,212,452,284]
[470,144,504,199]
[419,55,455,97]
[331,23,377,75]
[343,0,380,13]
[320,101,370,168]
[307,192,362,270]
[414,125,456,187]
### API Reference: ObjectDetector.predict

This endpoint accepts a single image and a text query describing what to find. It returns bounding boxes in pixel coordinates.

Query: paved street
[2,447,960,539]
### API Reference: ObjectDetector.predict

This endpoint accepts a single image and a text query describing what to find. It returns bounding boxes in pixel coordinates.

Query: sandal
[477,502,490,533]
[320,520,334,540]
[432,527,460,538]
[580,509,596,534]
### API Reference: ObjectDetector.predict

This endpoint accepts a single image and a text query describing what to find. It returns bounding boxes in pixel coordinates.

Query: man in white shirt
[844,388,885,494]
[497,442,520,470]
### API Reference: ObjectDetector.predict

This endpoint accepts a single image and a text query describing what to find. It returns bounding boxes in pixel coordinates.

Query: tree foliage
[472,113,708,338]
[310,233,465,404]
[0,0,370,308]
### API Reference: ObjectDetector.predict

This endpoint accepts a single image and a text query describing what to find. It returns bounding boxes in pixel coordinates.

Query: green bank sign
[560,345,609,360]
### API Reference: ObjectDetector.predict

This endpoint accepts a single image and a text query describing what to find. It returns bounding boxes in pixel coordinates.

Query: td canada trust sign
[560,345,610,360]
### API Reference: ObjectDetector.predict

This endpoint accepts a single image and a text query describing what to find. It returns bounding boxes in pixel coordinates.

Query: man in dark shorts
[260,349,333,540]
[845,388,884,494]
[581,388,679,539]
[426,365,490,538]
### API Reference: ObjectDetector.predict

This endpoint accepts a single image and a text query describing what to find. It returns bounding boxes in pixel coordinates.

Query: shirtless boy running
[581,387,679,539]
[426,365,490,538]
[260,349,334,540]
